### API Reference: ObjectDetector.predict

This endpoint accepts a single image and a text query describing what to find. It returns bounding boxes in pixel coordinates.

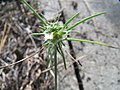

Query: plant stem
[54,46,57,90]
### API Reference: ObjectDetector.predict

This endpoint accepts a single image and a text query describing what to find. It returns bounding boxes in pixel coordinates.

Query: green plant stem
[54,46,57,90]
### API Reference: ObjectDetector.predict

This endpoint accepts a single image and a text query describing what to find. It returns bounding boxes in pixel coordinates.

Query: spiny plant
[21,0,119,90]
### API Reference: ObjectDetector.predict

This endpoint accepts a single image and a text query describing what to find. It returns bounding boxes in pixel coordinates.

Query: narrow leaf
[40,26,46,31]
[47,47,52,66]
[67,38,109,46]
[67,12,106,30]
[64,12,80,28]
[67,38,120,49]
[21,0,47,25]
[31,33,44,36]
[58,43,67,69]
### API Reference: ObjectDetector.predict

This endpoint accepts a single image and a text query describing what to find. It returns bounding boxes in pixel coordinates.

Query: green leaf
[21,0,47,26]
[66,38,110,46]
[66,38,120,49]
[64,12,80,28]
[40,26,46,31]
[47,47,52,66]
[58,42,67,70]
[31,33,44,36]
[61,41,65,46]
[67,12,106,30]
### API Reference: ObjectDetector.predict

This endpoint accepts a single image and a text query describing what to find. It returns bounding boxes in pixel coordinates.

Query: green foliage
[21,0,118,90]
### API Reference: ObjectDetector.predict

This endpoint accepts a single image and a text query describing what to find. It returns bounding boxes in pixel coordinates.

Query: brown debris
[0,1,53,90]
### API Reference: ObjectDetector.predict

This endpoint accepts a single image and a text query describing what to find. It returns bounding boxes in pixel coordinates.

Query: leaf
[31,33,44,36]
[57,42,67,70]
[64,12,80,28]
[67,38,120,49]
[40,26,46,31]
[67,12,106,30]
[66,38,110,46]
[47,47,52,66]
[21,0,47,25]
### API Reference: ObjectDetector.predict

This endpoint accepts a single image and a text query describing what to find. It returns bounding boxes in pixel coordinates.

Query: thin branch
[0,47,44,69]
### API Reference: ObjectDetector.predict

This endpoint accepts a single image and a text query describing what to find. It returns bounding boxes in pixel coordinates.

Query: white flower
[44,32,53,41]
